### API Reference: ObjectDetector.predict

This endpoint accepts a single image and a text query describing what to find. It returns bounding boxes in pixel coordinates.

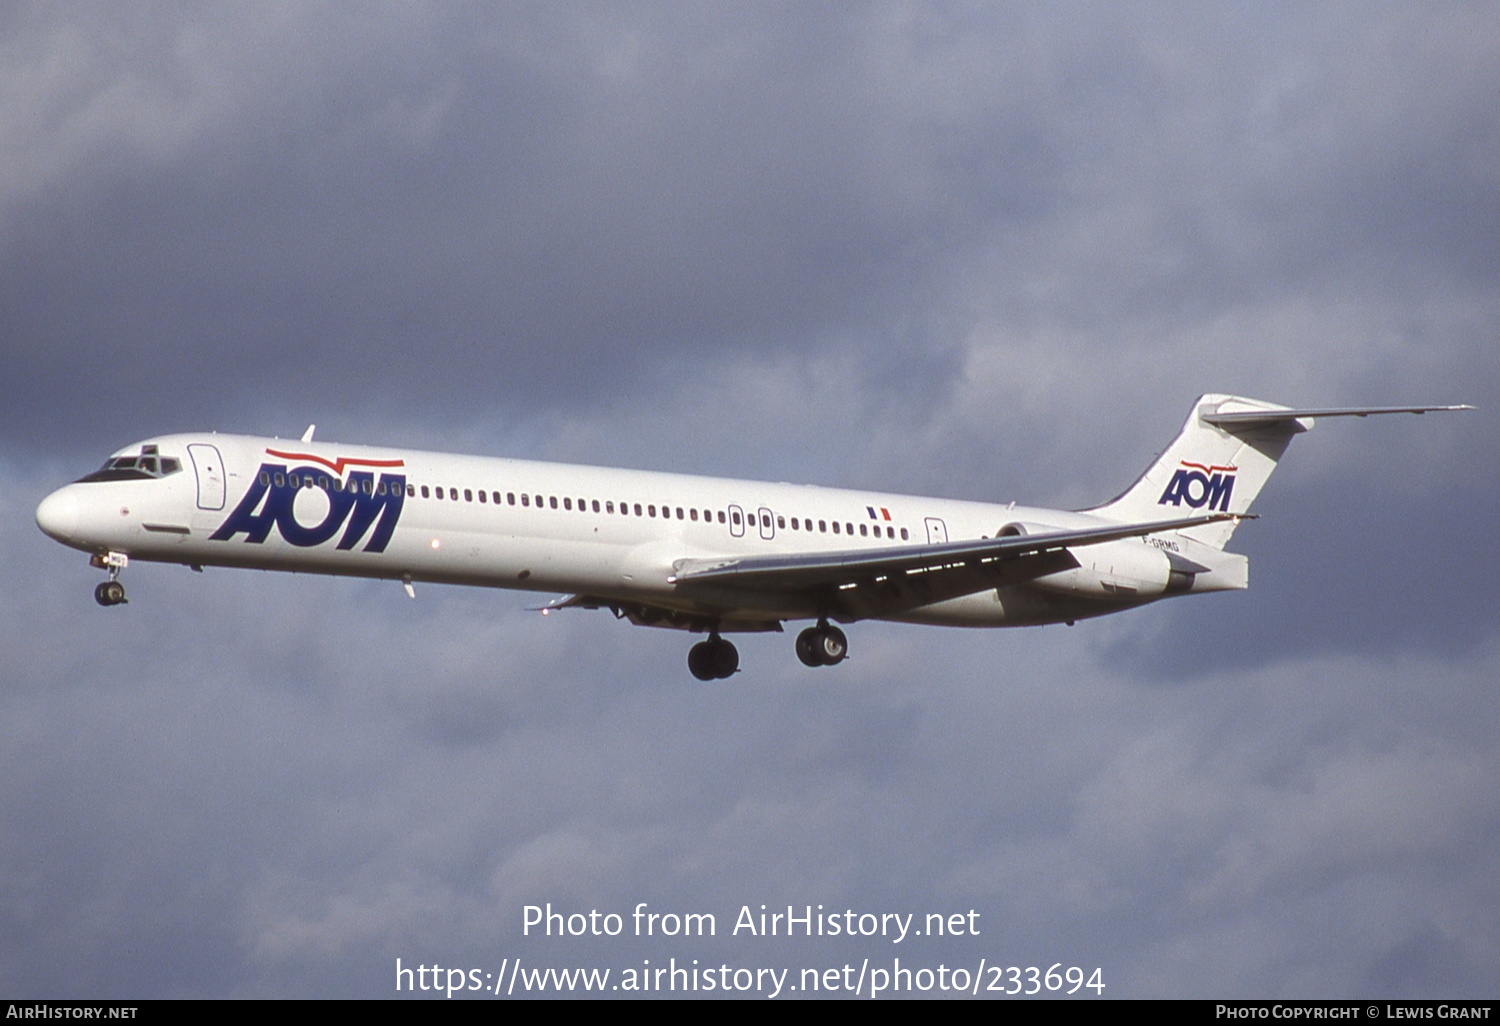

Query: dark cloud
[3,1,1497,999]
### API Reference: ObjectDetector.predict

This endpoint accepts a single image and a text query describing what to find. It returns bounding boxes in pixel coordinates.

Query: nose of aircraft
[36,486,82,543]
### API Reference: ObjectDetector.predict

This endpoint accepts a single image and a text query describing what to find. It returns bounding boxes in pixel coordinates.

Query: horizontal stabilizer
[1203,404,1473,430]
[1090,394,1472,549]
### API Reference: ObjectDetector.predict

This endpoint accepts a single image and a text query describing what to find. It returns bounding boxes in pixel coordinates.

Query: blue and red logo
[1158,460,1236,512]
[210,450,406,552]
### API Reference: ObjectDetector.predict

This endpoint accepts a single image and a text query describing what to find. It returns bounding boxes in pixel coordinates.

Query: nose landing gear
[688,634,739,681]
[90,552,129,606]
[94,581,126,606]
[795,621,847,667]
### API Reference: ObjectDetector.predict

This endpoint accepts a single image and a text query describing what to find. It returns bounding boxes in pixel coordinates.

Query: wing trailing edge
[668,512,1243,589]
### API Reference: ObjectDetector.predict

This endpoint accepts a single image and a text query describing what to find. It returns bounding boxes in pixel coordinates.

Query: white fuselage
[41,395,1465,676]
[35,431,1244,632]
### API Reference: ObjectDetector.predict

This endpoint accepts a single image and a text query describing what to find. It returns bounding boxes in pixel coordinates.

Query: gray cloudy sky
[3,1,1497,999]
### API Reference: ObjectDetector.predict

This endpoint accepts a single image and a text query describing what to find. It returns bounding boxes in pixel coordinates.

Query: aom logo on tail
[1159,460,1237,512]
[211,450,406,552]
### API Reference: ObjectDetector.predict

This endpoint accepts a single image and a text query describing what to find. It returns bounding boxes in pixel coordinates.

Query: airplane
[35,394,1470,679]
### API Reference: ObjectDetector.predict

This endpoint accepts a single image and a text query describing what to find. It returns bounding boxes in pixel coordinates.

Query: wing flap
[669,513,1242,590]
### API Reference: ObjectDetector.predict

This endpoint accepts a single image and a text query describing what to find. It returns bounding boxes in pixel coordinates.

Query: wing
[540,512,1240,628]
[668,513,1241,590]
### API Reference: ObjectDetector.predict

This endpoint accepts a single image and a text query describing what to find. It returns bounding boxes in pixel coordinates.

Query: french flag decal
[866,506,892,521]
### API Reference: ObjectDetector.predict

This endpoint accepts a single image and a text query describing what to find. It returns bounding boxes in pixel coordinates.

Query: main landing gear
[685,621,848,679]
[796,621,847,668]
[688,634,739,681]
[90,551,129,606]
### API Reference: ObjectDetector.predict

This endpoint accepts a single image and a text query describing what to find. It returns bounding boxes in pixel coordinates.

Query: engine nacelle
[996,521,1048,539]
[1014,531,1181,600]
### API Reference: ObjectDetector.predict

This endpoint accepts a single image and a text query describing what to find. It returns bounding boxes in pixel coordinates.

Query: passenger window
[549,496,557,509]
[634,503,642,516]
[507,493,515,505]
[465,489,473,502]
[592,500,600,512]
[564,497,572,510]
[717,511,725,523]
[778,516,785,529]
[819,520,827,532]
[690,509,698,521]
[731,510,741,526]
[478,491,486,503]
[521,494,529,506]
[900,527,909,540]
[832,521,840,534]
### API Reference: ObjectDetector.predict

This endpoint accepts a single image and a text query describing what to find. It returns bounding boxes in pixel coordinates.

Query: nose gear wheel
[94,580,126,606]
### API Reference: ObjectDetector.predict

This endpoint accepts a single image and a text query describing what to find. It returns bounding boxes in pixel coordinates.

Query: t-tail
[1088,394,1473,549]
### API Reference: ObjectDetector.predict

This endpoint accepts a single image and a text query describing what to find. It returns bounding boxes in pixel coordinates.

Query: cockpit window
[75,450,184,484]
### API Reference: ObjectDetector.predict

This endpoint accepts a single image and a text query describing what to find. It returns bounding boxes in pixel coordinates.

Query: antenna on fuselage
[301,424,316,442]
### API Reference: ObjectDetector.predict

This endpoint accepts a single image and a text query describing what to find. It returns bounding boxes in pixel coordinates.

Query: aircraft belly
[139,522,631,594]
[887,591,1008,627]
[667,582,821,621]
[892,584,1158,627]
[328,532,629,592]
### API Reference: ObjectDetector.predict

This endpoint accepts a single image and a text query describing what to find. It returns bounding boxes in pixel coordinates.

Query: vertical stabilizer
[1087,395,1309,549]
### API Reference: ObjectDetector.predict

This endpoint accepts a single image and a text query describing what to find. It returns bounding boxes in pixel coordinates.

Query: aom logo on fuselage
[1158,460,1237,512]
[210,450,406,552]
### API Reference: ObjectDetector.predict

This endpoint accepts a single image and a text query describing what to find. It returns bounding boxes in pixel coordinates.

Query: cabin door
[187,444,226,511]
